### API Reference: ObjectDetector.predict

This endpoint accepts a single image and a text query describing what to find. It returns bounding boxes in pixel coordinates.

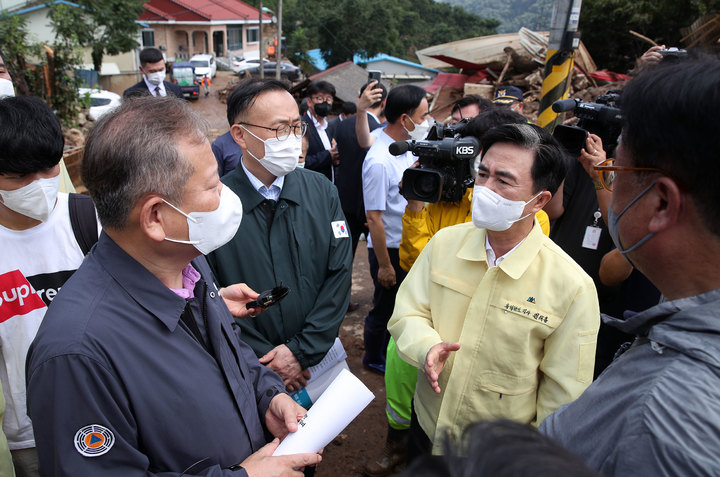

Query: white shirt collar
[485,232,526,267]
[306,110,327,131]
[241,159,284,201]
[143,77,166,96]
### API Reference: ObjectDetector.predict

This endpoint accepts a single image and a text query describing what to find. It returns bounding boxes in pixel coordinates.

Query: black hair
[462,109,527,141]
[341,101,357,116]
[0,96,63,174]
[139,48,164,66]
[384,84,426,124]
[620,54,720,237]
[226,78,290,126]
[360,81,388,109]
[307,80,336,98]
[480,123,567,195]
[452,94,494,116]
[400,419,601,477]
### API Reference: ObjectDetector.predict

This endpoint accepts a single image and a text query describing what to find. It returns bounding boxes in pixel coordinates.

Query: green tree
[0,10,83,126]
[278,0,498,69]
[578,0,720,72]
[0,13,42,96]
[49,0,145,72]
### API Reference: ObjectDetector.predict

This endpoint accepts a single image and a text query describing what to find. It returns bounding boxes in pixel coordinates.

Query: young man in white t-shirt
[360,85,431,374]
[0,96,98,476]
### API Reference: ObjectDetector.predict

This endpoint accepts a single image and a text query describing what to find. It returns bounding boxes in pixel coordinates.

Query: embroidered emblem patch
[331,220,349,238]
[527,297,536,304]
[74,424,115,457]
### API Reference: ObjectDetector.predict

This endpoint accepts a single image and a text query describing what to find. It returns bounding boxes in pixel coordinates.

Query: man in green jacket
[207,79,352,392]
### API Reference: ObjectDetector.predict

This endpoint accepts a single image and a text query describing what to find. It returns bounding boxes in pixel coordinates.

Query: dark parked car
[170,62,200,100]
[245,61,301,81]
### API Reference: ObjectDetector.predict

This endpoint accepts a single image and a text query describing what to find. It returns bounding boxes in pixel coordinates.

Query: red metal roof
[140,0,271,22]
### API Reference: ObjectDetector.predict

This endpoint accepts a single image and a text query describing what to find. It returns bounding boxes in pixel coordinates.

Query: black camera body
[396,135,480,203]
[552,92,622,155]
[659,47,687,59]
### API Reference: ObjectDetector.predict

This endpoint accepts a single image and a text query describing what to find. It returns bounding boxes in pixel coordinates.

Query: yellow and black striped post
[538,0,583,132]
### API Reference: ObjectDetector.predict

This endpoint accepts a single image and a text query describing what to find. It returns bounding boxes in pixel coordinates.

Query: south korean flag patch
[331,221,350,239]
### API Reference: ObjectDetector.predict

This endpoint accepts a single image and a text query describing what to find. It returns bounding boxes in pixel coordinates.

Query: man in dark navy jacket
[26,96,319,476]
[123,47,183,99]
[334,81,387,259]
[301,80,339,181]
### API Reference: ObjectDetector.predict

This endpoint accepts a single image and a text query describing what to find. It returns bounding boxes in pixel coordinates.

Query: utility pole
[537,0,582,132]
[275,0,282,80]
[259,0,264,79]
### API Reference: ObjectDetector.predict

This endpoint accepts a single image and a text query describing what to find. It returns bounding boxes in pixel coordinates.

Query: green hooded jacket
[207,166,352,369]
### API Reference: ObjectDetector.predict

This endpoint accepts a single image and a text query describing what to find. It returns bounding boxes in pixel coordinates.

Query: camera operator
[449,95,493,125]
[400,109,550,271]
[547,91,661,376]
[360,85,430,376]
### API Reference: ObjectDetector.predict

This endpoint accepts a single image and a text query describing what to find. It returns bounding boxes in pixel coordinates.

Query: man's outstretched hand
[424,342,461,394]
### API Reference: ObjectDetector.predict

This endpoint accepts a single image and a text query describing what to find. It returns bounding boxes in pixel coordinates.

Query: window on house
[227,26,243,50]
[246,27,259,44]
[142,30,155,47]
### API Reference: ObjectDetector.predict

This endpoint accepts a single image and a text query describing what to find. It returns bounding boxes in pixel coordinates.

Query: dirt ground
[189,71,396,477]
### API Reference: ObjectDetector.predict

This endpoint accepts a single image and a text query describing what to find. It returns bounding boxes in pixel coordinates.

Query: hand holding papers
[290,337,348,408]
[273,368,375,456]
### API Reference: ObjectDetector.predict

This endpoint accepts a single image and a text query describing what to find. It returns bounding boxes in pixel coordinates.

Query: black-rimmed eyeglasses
[238,121,307,141]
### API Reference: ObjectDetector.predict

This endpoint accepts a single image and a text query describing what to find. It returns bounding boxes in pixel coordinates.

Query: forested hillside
[439,0,720,71]
[245,0,499,68]
[438,0,554,33]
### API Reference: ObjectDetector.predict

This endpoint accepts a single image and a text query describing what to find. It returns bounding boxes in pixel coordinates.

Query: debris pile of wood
[422,28,629,124]
[217,78,242,104]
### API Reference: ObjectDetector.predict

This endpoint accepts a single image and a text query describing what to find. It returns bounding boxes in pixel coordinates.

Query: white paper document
[290,338,348,408]
[273,368,375,456]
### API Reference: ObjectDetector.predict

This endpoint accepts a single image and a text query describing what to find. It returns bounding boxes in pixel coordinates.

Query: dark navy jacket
[334,112,381,221]
[26,233,285,476]
[123,80,184,99]
[211,131,243,177]
[301,112,333,181]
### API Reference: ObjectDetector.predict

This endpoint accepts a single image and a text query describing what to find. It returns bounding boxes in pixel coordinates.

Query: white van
[189,54,217,79]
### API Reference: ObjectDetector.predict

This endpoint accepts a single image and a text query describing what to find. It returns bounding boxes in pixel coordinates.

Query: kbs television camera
[395,119,479,203]
[551,92,622,157]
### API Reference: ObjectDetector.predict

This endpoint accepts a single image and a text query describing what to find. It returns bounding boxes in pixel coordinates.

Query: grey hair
[82,96,208,230]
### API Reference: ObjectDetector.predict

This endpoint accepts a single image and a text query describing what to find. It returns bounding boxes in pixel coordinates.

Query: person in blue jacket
[541,55,720,476]
[25,96,320,476]
[207,79,353,393]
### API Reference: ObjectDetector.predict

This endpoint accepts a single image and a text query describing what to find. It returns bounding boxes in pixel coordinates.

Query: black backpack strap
[68,193,99,255]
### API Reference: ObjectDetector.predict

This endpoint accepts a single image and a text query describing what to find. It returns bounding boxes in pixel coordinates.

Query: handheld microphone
[389,141,410,156]
[552,98,578,113]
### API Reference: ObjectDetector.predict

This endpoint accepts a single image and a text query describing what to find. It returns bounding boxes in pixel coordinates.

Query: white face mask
[296,162,305,169]
[145,69,165,86]
[241,126,300,177]
[162,185,243,255]
[405,117,431,141]
[0,174,60,222]
[471,185,541,231]
[0,78,15,97]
